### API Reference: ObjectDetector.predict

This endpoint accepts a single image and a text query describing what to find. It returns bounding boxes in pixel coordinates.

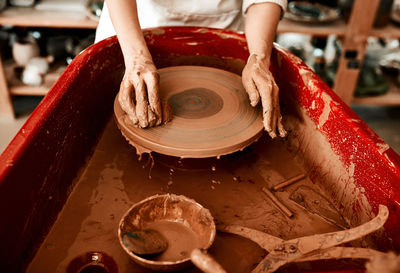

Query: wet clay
[114,66,263,158]
[27,117,375,273]
[145,221,200,261]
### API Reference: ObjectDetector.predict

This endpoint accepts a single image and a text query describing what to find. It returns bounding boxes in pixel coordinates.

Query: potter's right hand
[242,54,287,139]
[118,56,163,128]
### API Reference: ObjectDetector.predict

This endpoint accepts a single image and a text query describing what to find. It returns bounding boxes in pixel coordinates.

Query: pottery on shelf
[12,38,40,67]
[22,56,52,86]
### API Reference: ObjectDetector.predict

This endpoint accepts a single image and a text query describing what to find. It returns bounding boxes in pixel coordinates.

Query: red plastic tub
[0,27,399,273]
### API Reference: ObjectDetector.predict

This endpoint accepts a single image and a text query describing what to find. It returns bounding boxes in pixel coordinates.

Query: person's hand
[118,56,164,128]
[242,54,287,138]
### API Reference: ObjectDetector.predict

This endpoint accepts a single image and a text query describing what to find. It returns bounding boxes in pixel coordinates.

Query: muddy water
[27,118,342,273]
[146,221,200,261]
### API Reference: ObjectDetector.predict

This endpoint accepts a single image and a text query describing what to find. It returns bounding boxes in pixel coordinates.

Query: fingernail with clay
[139,119,149,128]
[250,97,258,107]
[279,130,288,138]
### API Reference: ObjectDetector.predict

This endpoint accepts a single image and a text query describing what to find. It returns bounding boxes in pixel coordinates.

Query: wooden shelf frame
[277,17,348,37]
[4,60,65,96]
[278,0,400,106]
[0,6,98,29]
[353,80,400,106]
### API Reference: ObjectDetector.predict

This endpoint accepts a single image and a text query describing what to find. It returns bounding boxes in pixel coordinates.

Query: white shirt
[95,0,287,43]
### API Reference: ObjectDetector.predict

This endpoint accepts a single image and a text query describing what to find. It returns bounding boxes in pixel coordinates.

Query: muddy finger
[135,79,149,128]
[242,74,260,107]
[161,99,173,124]
[147,107,157,127]
[145,72,162,126]
[254,76,275,137]
[118,78,139,126]
[270,82,280,138]
[277,114,287,137]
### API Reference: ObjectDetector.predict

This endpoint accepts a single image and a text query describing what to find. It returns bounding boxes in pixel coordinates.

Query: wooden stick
[272,174,305,191]
[262,187,294,218]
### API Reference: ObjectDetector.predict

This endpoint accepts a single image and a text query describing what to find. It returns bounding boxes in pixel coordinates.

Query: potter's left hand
[242,54,287,139]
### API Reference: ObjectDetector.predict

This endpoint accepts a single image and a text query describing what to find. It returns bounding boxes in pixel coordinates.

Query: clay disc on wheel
[114,65,263,158]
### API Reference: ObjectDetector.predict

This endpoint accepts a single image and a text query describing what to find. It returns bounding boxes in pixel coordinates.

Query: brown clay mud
[27,118,366,273]
[145,221,200,261]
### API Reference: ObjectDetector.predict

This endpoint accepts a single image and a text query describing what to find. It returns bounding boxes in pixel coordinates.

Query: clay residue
[298,67,334,129]
[150,28,166,35]
[117,120,152,156]
[376,142,390,155]
[284,103,375,230]
[317,92,333,129]
[27,116,363,273]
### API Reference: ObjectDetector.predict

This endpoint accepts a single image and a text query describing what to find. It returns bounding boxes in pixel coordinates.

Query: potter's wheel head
[114,65,263,158]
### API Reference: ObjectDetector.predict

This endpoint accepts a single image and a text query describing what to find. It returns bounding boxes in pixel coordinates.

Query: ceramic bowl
[12,38,40,67]
[118,194,216,271]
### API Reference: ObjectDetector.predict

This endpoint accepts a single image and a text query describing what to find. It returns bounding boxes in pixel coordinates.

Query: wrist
[124,52,154,70]
[248,53,270,65]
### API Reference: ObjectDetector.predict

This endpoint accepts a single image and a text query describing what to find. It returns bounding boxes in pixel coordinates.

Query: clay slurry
[145,220,200,262]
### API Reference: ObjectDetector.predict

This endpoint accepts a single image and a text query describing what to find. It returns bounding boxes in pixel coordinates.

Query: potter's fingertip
[279,130,288,138]
[139,120,149,128]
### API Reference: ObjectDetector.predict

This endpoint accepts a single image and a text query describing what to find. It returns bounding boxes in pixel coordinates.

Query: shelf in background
[277,18,347,37]
[4,60,66,96]
[0,6,98,29]
[352,81,400,106]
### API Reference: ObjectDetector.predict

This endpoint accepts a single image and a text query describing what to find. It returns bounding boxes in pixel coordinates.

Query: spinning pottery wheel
[114,65,263,158]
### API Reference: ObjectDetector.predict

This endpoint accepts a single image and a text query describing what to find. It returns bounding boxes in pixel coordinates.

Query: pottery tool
[261,187,294,218]
[114,66,263,158]
[190,248,227,273]
[289,185,350,229]
[218,205,389,273]
[272,173,305,191]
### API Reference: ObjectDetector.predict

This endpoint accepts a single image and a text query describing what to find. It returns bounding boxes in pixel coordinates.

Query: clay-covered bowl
[118,194,216,271]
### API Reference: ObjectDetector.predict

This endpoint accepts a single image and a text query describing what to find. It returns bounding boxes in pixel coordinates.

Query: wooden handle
[190,248,227,273]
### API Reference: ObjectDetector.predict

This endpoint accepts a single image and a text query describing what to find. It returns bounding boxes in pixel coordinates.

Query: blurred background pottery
[22,56,53,86]
[12,37,40,67]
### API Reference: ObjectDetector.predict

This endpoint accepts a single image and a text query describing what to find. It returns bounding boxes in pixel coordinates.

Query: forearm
[105,0,152,67]
[245,2,282,62]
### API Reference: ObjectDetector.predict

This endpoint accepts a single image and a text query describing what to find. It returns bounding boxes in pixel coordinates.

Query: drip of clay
[114,65,263,158]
